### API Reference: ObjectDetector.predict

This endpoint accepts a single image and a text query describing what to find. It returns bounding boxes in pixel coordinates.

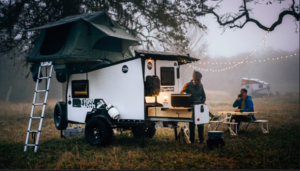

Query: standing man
[180,70,206,144]
[231,88,256,131]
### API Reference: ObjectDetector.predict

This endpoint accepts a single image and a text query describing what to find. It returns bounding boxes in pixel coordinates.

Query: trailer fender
[85,109,113,126]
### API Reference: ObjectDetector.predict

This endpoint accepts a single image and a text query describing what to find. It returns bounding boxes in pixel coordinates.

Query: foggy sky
[200,0,299,58]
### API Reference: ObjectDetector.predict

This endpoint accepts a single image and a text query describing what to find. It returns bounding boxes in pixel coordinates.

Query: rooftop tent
[26,11,140,63]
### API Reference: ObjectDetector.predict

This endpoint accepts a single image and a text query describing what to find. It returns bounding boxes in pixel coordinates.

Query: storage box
[64,126,84,137]
[194,104,209,125]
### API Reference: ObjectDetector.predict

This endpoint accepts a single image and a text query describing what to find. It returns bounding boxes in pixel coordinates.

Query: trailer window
[246,85,250,88]
[259,84,263,88]
[72,80,89,98]
[161,67,175,86]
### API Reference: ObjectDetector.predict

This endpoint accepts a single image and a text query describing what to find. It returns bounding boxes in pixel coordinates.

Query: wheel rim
[92,127,103,143]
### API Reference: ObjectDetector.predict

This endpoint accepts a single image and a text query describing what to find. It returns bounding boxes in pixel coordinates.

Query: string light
[187,35,296,73]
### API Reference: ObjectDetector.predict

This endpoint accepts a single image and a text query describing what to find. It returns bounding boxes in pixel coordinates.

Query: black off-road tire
[131,125,156,138]
[54,102,68,130]
[145,126,156,138]
[85,118,112,146]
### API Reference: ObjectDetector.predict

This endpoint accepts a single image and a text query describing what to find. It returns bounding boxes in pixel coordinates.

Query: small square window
[259,84,263,88]
[72,80,89,98]
[160,67,175,86]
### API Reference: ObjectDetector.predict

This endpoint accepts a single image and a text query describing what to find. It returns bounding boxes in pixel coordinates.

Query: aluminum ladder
[24,61,53,152]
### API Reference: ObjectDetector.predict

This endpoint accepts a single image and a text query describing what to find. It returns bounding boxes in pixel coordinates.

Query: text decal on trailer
[72,99,105,108]
[161,87,174,92]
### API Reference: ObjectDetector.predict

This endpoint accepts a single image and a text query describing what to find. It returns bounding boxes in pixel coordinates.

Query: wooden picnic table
[209,111,268,136]
[217,111,260,115]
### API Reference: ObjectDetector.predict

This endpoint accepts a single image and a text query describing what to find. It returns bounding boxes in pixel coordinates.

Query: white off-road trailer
[53,50,210,146]
[241,78,271,97]
[24,12,209,150]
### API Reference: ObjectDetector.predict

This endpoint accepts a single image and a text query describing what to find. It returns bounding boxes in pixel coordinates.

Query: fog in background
[180,48,299,100]
[0,0,299,103]
[201,0,299,58]
[0,47,298,103]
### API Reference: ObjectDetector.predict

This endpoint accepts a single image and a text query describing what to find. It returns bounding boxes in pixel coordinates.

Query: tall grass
[0,96,299,169]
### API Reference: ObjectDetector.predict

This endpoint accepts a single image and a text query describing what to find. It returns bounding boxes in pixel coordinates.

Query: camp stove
[206,131,225,149]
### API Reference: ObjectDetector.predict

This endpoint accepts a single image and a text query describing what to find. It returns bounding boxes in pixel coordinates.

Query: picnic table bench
[209,111,269,136]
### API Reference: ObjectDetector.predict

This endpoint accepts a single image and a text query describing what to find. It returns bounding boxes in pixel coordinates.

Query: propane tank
[106,104,120,120]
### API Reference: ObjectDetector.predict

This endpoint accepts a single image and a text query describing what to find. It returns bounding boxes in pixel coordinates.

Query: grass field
[0,96,299,169]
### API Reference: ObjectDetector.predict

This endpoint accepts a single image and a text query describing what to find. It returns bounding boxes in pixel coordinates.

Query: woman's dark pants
[189,122,204,143]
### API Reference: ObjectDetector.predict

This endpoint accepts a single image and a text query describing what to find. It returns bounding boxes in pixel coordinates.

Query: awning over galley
[135,50,199,65]
[25,11,141,63]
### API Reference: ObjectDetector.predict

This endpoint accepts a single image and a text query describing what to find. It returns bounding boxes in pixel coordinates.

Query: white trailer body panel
[144,59,155,103]
[155,60,179,107]
[67,58,145,123]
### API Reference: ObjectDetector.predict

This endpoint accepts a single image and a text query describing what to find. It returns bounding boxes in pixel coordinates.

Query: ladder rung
[38,77,51,80]
[31,117,43,119]
[28,130,40,133]
[33,103,46,106]
[36,90,47,93]
[41,61,52,66]
[25,144,38,147]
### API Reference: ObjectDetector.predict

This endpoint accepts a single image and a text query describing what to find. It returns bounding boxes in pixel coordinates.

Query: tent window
[92,37,122,52]
[161,67,175,86]
[72,80,89,98]
[40,23,73,55]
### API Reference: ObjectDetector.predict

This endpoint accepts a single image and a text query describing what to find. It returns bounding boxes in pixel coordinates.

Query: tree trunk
[6,86,12,102]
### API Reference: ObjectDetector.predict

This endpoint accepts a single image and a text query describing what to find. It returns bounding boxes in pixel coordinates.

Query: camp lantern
[163,96,168,107]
